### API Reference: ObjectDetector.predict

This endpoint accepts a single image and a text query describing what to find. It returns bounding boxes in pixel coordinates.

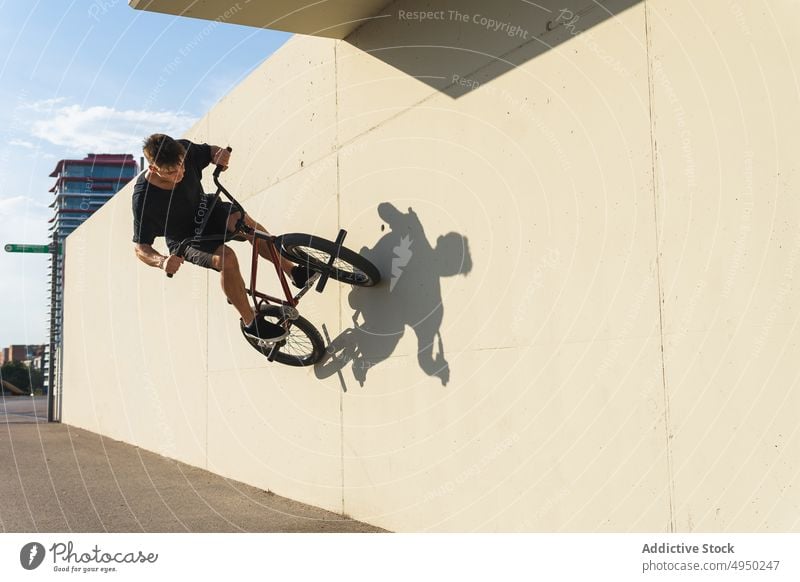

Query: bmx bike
[169,148,381,367]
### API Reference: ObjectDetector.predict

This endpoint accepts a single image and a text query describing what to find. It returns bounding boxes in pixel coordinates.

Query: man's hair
[142,134,186,167]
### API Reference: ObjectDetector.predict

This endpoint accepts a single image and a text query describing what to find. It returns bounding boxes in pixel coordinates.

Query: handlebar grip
[212,146,232,178]
[165,243,189,278]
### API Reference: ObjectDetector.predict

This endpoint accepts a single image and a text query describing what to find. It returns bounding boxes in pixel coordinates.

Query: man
[132,134,308,342]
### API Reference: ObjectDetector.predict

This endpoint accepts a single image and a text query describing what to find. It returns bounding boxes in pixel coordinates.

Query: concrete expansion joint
[643,0,675,533]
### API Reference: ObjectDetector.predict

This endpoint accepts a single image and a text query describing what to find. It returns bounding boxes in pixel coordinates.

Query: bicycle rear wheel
[276,233,381,287]
[241,305,325,366]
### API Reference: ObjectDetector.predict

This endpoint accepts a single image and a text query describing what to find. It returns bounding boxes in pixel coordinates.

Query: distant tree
[29,367,44,391]
[0,361,33,391]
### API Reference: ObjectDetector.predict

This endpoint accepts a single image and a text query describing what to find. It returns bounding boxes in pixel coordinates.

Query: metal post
[47,234,58,422]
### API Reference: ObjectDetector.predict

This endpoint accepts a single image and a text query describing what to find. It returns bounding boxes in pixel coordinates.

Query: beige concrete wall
[62,0,800,531]
[648,1,800,531]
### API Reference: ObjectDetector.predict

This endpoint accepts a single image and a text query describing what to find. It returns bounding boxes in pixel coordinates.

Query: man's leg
[182,241,287,341]
[208,244,254,325]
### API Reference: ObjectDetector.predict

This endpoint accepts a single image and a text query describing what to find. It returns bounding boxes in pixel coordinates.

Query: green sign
[4,243,58,254]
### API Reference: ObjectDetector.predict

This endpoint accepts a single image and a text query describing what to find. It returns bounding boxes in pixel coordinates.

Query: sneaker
[290,264,314,289]
[241,315,289,344]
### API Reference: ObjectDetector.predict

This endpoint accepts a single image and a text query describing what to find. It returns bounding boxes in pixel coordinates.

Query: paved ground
[0,393,47,423]
[0,395,384,533]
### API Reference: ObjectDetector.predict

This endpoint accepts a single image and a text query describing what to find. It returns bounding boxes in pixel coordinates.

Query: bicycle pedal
[303,272,321,290]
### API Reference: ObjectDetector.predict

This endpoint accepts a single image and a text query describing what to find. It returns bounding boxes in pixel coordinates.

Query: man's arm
[134,243,183,274]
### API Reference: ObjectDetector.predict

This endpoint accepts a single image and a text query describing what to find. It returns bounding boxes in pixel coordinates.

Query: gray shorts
[171,199,247,271]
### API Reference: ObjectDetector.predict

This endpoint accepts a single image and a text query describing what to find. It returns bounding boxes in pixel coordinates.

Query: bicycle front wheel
[276,233,381,287]
[242,305,325,366]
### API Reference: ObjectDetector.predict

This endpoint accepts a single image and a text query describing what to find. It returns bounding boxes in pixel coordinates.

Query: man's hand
[162,254,184,275]
[211,146,231,170]
[134,244,184,275]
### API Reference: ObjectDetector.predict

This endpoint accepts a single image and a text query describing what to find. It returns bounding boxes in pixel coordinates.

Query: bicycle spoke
[285,335,311,352]
[261,317,314,357]
[296,245,368,283]
[300,247,353,273]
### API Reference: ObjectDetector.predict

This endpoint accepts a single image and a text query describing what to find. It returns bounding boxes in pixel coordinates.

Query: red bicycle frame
[241,226,318,311]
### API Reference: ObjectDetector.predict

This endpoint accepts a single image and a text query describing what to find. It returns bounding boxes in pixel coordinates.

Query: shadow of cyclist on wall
[316,202,472,388]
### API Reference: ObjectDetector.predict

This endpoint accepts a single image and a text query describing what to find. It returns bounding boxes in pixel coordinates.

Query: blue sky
[0,1,290,349]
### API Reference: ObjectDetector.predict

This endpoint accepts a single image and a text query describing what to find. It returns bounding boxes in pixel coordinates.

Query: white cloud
[28,101,198,155]
[23,97,67,112]
[0,195,28,217]
[9,139,37,149]
[0,195,49,220]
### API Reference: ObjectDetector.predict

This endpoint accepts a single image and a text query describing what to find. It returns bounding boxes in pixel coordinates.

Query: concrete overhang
[129,0,393,39]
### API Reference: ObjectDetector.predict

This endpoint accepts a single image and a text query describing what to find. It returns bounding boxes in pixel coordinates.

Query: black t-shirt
[131,140,212,252]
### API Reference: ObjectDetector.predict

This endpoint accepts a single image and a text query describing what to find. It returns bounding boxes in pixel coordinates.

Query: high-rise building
[45,154,138,398]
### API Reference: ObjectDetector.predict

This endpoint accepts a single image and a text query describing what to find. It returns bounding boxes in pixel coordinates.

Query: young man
[132,134,308,342]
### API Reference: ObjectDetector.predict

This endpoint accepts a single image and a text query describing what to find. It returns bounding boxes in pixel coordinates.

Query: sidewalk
[0,396,384,533]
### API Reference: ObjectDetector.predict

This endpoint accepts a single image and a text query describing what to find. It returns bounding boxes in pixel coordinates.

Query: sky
[0,0,290,349]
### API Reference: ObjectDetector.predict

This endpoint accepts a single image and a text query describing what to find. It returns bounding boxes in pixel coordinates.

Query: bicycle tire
[241,305,325,366]
[276,233,381,287]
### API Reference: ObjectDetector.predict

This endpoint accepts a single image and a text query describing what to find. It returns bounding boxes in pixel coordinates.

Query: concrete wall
[62,0,800,531]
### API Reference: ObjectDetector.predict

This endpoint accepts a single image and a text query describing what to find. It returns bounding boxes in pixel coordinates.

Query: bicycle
[168,148,381,366]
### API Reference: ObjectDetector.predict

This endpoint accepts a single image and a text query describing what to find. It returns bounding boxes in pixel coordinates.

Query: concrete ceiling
[129,0,394,39]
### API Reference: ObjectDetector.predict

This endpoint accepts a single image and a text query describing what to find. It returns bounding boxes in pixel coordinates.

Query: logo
[390,235,413,292]
[20,542,46,570]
